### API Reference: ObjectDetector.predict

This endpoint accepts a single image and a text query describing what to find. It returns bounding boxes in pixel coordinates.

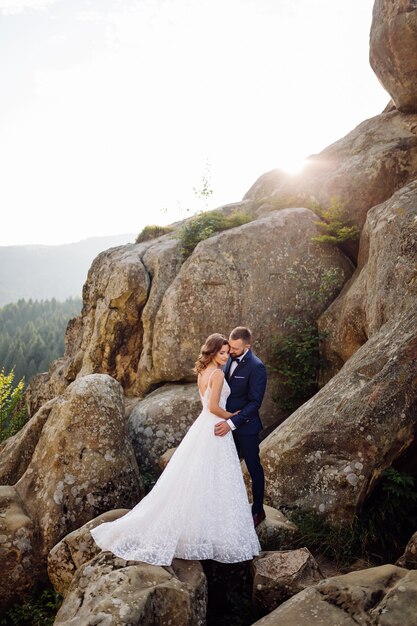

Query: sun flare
[278,157,308,176]
[0,0,388,246]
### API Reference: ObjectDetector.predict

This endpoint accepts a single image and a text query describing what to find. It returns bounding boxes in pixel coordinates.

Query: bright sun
[278,157,308,175]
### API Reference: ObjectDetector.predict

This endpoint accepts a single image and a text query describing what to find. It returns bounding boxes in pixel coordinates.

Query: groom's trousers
[232,432,265,514]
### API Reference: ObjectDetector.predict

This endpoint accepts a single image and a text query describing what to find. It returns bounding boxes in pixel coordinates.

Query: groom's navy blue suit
[225,349,267,515]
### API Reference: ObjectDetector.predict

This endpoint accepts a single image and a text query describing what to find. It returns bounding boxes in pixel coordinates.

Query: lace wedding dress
[90,372,260,565]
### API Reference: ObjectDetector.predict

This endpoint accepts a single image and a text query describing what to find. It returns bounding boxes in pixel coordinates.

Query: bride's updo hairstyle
[194,333,229,375]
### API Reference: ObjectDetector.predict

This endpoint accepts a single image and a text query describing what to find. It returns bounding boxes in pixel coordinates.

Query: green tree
[27,358,37,380]
[0,296,82,384]
[269,316,324,410]
[192,161,213,211]
[312,196,359,245]
[28,332,46,366]
[0,367,27,442]
[269,267,344,411]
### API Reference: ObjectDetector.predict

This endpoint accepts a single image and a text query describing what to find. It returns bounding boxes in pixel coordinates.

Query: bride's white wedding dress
[90,372,260,565]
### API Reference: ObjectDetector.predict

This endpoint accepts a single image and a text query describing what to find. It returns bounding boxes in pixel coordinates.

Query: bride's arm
[209,370,237,419]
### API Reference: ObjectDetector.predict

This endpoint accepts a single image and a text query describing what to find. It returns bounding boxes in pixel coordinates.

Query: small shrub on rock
[179,210,253,258]
[287,467,417,567]
[0,584,63,626]
[312,197,359,245]
[135,224,174,243]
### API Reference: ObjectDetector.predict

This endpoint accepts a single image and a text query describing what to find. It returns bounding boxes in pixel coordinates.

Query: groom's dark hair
[230,326,252,344]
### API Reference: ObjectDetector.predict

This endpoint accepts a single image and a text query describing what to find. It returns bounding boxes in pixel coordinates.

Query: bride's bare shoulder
[198,368,223,395]
[208,368,225,386]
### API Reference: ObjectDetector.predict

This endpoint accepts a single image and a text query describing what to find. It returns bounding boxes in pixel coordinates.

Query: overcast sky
[0,0,388,246]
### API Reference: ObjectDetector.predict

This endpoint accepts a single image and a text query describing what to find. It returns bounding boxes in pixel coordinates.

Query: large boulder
[25,364,68,418]
[151,209,352,381]
[127,383,201,474]
[148,208,352,426]
[26,236,185,408]
[0,398,56,485]
[0,486,41,611]
[244,111,417,232]
[75,245,150,388]
[251,565,417,626]
[260,306,417,524]
[28,209,352,432]
[134,236,185,394]
[48,509,129,596]
[319,179,417,379]
[370,0,417,113]
[14,374,143,561]
[251,548,323,614]
[53,551,208,626]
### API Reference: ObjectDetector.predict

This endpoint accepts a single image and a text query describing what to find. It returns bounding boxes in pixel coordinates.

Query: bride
[90,333,261,565]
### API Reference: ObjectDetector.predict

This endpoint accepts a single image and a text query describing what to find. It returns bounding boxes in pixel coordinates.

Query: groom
[214,326,267,527]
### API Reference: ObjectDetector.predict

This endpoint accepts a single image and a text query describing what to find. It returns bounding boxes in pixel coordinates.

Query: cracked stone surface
[251,564,417,625]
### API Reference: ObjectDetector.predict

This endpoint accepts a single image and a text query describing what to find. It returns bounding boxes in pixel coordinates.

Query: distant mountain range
[0,233,136,306]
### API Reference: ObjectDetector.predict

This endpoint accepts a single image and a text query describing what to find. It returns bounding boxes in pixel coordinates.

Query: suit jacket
[224,349,267,435]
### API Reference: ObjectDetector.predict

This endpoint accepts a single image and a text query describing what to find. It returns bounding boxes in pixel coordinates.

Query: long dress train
[90,372,260,565]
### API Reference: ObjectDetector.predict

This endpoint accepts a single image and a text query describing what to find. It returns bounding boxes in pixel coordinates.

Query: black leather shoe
[253,510,266,527]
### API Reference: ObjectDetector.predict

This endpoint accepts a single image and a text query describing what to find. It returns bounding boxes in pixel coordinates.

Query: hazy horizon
[0,232,137,305]
[0,232,136,248]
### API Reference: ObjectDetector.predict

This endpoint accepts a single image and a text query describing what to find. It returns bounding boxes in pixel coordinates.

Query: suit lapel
[231,360,244,379]
[230,350,252,381]
[225,357,233,381]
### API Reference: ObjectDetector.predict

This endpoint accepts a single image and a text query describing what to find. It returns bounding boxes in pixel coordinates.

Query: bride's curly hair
[194,333,229,375]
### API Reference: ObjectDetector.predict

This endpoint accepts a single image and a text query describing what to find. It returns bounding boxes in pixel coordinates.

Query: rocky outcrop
[25,244,156,415]
[128,383,201,474]
[15,374,143,562]
[68,237,183,399]
[48,509,129,596]
[30,208,352,431]
[370,0,417,113]
[150,209,351,382]
[135,236,186,393]
[53,551,207,626]
[49,510,208,626]
[46,506,298,625]
[0,375,144,610]
[0,486,41,611]
[251,565,417,626]
[260,306,417,523]
[244,111,417,232]
[0,398,56,485]
[146,208,352,428]
[75,245,150,388]
[3,6,417,624]
[25,366,68,418]
[251,548,323,614]
[319,180,417,378]
[257,177,417,523]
